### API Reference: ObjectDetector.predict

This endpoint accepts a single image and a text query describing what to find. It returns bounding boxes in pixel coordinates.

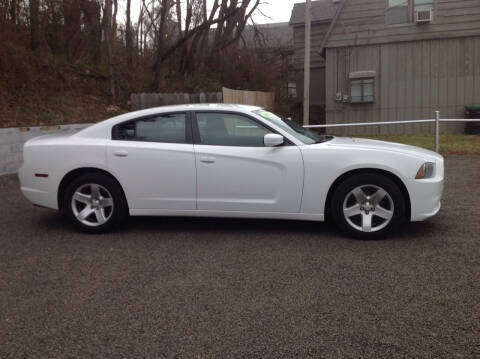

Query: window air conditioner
[415,9,433,23]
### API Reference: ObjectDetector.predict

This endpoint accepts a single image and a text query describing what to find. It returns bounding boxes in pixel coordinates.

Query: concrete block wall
[0,124,92,175]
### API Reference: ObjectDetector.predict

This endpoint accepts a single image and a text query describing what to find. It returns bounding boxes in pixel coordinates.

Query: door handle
[200,156,215,164]
[114,150,128,157]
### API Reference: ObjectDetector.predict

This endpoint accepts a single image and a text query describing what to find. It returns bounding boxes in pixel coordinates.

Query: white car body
[19,104,443,226]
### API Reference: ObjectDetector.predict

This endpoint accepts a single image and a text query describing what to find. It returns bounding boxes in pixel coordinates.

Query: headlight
[415,162,436,179]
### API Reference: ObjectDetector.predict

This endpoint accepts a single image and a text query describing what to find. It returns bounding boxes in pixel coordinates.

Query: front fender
[299,146,423,215]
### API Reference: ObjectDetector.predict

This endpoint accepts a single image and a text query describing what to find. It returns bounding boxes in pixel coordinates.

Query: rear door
[193,111,304,213]
[107,112,196,210]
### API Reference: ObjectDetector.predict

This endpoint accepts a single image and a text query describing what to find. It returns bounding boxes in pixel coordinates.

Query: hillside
[0,0,291,129]
[0,42,124,129]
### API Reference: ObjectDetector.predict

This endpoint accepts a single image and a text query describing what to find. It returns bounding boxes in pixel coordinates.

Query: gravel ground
[1,155,479,358]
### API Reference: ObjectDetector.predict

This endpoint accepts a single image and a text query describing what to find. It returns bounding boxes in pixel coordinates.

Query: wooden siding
[295,68,326,106]
[325,36,480,134]
[293,23,330,69]
[291,0,480,67]
[327,0,480,48]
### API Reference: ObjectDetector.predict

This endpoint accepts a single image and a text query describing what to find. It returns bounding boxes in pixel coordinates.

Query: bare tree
[136,1,145,57]
[175,0,182,36]
[152,0,174,91]
[80,0,102,68]
[126,0,133,70]
[63,0,82,59]
[9,0,17,24]
[214,0,260,50]
[112,0,118,39]
[176,0,207,74]
[174,0,259,75]
[2,0,264,108]
[141,0,160,56]
[29,0,40,50]
[103,0,116,103]
[198,0,220,51]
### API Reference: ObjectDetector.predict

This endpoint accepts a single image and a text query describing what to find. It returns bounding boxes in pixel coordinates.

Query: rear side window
[195,112,270,147]
[112,113,186,143]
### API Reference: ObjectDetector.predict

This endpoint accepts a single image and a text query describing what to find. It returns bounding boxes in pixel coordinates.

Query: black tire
[63,173,128,233]
[331,173,406,240]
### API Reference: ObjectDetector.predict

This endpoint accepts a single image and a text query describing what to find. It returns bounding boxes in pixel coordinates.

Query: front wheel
[64,173,128,233]
[331,173,406,239]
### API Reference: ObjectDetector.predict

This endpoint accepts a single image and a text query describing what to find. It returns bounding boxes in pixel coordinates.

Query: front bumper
[407,176,444,222]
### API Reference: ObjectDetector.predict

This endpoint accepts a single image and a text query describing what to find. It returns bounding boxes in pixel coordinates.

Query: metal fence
[303,111,480,153]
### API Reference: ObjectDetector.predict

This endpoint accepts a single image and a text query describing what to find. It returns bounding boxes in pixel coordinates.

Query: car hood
[325,137,443,161]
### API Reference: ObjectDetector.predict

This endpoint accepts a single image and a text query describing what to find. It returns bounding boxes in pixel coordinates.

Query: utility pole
[303,0,312,126]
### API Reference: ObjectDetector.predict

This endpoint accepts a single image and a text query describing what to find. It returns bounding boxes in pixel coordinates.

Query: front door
[193,111,303,213]
[107,112,196,210]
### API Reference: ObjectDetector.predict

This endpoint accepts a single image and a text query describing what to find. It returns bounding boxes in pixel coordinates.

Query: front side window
[113,113,186,143]
[253,110,332,145]
[387,0,409,24]
[195,112,271,147]
[350,78,374,103]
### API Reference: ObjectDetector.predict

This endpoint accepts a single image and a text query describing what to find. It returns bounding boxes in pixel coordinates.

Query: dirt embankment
[0,42,125,129]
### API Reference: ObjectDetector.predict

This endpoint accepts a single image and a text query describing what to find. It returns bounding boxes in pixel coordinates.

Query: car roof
[112,103,264,124]
[133,103,262,114]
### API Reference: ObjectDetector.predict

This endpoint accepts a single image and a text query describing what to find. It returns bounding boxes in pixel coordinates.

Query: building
[242,22,293,50]
[290,0,480,134]
[242,22,296,98]
[290,1,337,125]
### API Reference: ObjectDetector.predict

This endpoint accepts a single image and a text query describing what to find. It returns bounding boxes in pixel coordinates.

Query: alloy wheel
[342,184,394,233]
[71,183,114,227]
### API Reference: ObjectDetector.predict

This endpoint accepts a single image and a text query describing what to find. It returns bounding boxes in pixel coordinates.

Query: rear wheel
[331,173,406,239]
[63,173,128,233]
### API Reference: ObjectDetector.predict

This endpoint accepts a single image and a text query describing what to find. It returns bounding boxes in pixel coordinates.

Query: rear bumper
[407,177,444,222]
[18,165,59,210]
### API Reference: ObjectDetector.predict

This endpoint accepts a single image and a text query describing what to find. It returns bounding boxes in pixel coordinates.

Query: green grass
[349,133,480,154]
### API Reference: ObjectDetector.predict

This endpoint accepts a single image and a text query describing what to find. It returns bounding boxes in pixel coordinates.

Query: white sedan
[19,104,444,239]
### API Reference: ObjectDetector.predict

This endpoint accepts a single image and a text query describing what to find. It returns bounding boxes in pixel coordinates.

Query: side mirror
[264,133,284,147]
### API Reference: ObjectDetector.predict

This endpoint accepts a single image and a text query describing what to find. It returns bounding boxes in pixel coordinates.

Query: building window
[413,0,434,12]
[350,78,374,103]
[387,0,435,24]
[287,82,297,98]
[387,0,409,24]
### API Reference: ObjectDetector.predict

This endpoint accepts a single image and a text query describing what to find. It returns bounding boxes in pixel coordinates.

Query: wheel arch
[57,167,128,210]
[324,168,411,221]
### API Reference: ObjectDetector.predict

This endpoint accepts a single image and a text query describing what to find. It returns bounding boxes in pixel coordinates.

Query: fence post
[435,110,440,153]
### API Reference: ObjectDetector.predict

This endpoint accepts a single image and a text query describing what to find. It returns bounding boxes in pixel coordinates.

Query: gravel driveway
[1,155,479,358]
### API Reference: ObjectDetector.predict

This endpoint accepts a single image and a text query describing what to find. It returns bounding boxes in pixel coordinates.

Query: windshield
[253,110,333,144]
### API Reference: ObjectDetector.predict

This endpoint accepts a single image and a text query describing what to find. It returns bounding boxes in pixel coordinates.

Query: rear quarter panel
[20,137,109,209]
